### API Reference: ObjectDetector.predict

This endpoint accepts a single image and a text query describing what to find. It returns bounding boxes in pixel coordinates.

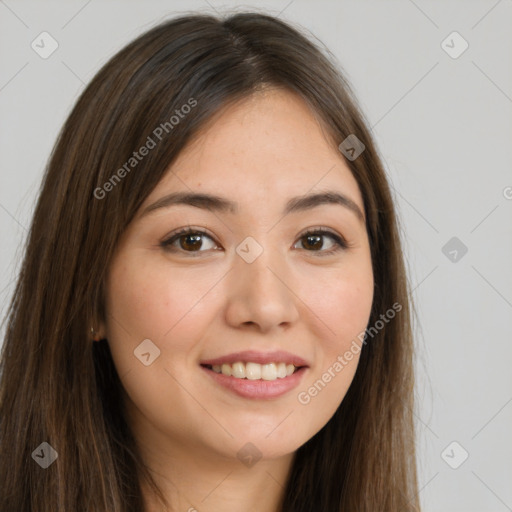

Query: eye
[294,228,348,256]
[160,227,219,255]
[160,226,349,257]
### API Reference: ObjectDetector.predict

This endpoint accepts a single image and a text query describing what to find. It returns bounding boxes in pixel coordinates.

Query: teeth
[276,363,287,379]
[261,363,276,381]
[209,361,299,380]
[246,362,261,380]
[231,362,245,378]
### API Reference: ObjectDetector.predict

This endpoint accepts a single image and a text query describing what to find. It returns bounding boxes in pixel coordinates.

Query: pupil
[182,234,202,250]
[305,235,321,250]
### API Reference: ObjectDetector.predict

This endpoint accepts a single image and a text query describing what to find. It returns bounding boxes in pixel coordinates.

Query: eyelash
[160,226,350,257]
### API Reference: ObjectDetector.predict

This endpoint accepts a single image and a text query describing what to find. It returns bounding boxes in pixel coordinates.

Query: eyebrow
[140,190,365,223]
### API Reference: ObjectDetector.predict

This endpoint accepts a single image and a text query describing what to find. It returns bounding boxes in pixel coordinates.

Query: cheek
[332,278,373,336]
[104,256,228,380]
[103,258,219,431]
[106,258,206,342]
[304,261,374,346]
[293,260,373,423]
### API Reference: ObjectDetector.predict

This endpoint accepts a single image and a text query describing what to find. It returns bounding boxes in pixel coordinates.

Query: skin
[97,88,374,512]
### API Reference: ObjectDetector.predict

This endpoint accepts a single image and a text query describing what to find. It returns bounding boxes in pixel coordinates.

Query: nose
[224,245,300,333]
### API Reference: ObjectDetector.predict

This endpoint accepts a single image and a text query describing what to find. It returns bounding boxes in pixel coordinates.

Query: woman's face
[102,88,374,464]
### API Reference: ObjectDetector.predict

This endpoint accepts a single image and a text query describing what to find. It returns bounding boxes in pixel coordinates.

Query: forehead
[145,89,364,213]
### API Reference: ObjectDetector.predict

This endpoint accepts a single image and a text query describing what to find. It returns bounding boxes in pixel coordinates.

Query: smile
[200,364,308,399]
[199,350,309,399]
[202,361,299,381]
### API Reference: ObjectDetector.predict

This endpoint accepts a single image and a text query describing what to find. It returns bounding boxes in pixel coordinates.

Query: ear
[90,319,107,342]
[89,297,108,341]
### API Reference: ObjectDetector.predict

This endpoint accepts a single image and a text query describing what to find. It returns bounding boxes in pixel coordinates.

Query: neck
[124,395,295,512]
[139,438,294,512]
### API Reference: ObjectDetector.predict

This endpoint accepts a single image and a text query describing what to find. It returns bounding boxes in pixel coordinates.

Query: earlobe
[90,326,101,342]
[90,312,107,341]
[90,325,107,342]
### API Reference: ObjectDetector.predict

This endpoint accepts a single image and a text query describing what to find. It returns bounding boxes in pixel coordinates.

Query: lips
[199,350,310,398]
[199,349,309,368]
[200,363,308,399]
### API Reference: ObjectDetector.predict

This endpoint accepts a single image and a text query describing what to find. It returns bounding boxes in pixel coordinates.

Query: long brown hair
[0,11,420,511]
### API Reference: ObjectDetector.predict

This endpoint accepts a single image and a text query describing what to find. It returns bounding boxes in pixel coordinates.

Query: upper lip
[200,350,309,367]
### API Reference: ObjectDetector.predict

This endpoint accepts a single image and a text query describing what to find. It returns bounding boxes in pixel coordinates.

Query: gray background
[1,1,511,510]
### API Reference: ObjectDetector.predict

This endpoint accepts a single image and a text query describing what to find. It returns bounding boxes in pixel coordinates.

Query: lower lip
[200,365,307,399]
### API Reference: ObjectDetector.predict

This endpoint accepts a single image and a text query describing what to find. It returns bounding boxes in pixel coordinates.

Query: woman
[0,11,420,512]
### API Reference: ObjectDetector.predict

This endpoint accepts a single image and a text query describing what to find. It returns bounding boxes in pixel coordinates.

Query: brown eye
[179,233,203,251]
[301,234,324,251]
[294,229,348,255]
[161,229,218,253]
